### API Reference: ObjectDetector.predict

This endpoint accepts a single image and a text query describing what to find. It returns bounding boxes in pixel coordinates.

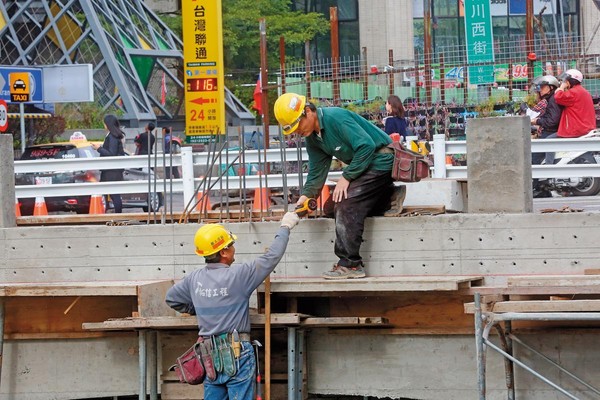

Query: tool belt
[387,142,431,182]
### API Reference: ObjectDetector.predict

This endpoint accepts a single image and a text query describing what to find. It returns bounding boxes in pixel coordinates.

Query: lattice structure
[0,0,184,127]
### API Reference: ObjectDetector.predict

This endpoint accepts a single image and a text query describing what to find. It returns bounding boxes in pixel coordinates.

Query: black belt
[203,332,251,342]
[377,147,394,154]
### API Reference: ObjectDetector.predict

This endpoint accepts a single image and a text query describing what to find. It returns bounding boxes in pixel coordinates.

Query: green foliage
[159,14,182,38]
[222,0,328,70]
[56,102,120,129]
[8,116,66,149]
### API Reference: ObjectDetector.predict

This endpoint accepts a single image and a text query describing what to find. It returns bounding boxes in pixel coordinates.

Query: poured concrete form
[2,213,600,399]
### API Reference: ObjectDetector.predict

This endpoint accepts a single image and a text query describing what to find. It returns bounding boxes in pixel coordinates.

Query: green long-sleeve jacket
[301,107,394,199]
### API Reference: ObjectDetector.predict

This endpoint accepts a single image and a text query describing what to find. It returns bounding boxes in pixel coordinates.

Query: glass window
[433,0,458,17]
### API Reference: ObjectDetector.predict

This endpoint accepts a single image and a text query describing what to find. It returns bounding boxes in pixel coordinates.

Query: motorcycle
[533,129,600,198]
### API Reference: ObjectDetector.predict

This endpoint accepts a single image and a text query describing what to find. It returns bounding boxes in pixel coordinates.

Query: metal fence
[280,35,600,107]
[13,135,600,222]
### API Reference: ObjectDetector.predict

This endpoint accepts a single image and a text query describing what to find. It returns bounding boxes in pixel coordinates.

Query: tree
[222,0,328,72]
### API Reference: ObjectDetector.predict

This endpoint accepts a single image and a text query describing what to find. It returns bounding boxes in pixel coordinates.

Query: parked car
[15,141,163,215]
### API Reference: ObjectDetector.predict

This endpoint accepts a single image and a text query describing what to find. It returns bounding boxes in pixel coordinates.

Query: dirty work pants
[323,170,395,268]
[203,341,255,400]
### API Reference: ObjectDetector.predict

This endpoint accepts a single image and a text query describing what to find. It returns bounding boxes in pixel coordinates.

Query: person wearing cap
[273,92,406,280]
[165,211,300,399]
[543,69,596,165]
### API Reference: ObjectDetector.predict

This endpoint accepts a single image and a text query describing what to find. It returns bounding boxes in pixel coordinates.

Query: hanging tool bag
[387,142,431,182]
[169,338,206,385]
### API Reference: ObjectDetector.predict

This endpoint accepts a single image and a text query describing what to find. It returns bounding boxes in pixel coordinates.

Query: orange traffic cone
[318,185,331,210]
[89,194,105,214]
[15,198,21,217]
[196,191,212,212]
[33,196,48,216]
[252,185,271,212]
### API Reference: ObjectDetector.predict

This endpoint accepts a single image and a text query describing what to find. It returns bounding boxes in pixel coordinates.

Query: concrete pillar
[0,135,16,227]
[467,116,532,213]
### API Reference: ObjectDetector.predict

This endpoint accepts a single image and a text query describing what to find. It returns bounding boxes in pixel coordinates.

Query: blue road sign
[0,66,43,103]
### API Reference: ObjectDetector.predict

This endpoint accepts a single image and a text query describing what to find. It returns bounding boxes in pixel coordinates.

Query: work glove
[280,211,300,230]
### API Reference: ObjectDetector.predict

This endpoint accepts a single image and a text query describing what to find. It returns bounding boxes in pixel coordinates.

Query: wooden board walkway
[82,315,390,331]
[464,299,600,314]
[262,275,484,294]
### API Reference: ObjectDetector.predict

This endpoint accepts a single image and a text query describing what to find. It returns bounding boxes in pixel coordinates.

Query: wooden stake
[265,275,271,400]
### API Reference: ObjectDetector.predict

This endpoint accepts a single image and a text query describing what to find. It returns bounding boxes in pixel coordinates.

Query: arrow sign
[190,97,212,106]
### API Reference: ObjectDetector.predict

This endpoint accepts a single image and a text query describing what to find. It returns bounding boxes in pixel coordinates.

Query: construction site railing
[14,136,600,210]
[432,134,600,180]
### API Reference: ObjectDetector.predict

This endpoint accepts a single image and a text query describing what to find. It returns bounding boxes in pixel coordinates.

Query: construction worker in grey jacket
[165,211,299,400]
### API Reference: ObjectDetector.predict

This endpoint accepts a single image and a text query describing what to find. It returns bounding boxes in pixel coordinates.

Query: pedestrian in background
[383,95,408,142]
[273,92,406,280]
[91,114,125,213]
[165,212,300,399]
[134,122,156,155]
[163,126,181,179]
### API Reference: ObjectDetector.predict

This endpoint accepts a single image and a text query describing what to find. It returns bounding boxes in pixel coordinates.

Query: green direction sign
[464,0,495,84]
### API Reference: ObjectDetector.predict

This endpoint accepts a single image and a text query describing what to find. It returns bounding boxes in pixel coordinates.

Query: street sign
[182,0,226,137]
[10,72,30,102]
[0,99,7,132]
[463,0,495,85]
[0,66,43,103]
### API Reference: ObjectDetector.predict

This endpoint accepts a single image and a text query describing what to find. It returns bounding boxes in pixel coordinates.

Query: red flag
[252,74,262,115]
[161,72,167,106]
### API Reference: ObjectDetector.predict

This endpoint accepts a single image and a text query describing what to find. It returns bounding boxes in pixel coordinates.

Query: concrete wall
[2,214,600,399]
[4,213,600,285]
[358,0,415,67]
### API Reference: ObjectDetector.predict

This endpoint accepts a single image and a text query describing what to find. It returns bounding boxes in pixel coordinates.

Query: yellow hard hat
[274,92,306,135]
[194,224,237,257]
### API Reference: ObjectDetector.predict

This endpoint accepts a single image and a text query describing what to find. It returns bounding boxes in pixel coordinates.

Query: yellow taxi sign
[9,72,30,102]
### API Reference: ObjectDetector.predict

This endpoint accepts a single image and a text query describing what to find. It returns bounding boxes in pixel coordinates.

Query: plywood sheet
[263,275,483,294]
[0,280,170,297]
[464,299,600,314]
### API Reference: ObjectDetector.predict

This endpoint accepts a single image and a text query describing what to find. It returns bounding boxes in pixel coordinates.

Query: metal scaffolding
[474,293,600,400]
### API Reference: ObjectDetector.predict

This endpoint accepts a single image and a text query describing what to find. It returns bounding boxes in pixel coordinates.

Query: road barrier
[14,135,600,213]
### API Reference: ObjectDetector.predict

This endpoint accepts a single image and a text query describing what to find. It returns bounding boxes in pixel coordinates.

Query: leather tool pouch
[199,340,217,381]
[216,333,237,377]
[388,142,431,182]
[169,338,206,385]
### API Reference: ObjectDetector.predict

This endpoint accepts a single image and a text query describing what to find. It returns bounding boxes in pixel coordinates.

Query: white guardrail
[14,134,600,207]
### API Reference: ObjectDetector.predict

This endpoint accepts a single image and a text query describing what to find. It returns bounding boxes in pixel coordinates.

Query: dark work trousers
[531,131,555,165]
[323,170,395,268]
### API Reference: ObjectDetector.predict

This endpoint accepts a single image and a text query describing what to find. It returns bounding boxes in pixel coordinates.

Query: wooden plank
[16,210,288,226]
[161,382,203,400]
[0,280,170,297]
[82,313,305,331]
[300,317,389,327]
[137,281,176,317]
[328,293,475,333]
[464,286,600,295]
[508,275,600,287]
[464,299,600,314]
[262,276,484,294]
[585,269,600,275]
[4,296,136,336]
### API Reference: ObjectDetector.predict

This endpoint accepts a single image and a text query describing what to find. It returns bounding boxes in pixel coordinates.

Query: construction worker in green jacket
[274,92,406,279]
